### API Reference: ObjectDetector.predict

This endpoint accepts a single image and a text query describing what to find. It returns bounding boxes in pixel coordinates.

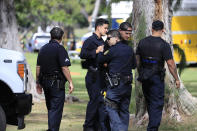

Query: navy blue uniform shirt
[136,36,173,66]
[80,33,105,68]
[97,41,136,75]
[37,39,71,74]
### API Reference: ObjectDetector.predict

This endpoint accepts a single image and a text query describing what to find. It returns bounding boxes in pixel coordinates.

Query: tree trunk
[0,0,42,102]
[132,0,197,126]
[88,0,101,31]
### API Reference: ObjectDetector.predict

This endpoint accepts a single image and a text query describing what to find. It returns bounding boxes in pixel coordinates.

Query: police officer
[80,18,109,131]
[97,29,135,131]
[119,22,132,44]
[136,20,180,131]
[119,22,136,69]
[36,27,74,131]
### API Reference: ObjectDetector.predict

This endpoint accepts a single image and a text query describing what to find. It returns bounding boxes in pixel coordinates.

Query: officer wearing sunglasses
[97,29,136,131]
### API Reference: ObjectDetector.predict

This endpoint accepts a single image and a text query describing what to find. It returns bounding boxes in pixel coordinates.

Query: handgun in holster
[106,73,120,89]
[111,74,120,86]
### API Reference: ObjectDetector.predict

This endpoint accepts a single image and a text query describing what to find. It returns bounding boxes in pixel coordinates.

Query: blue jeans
[106,81,132,131]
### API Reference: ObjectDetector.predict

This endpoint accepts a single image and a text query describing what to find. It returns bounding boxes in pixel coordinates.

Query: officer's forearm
[36,66,40,84]
[167,59,179,81]
[61,66,73,84]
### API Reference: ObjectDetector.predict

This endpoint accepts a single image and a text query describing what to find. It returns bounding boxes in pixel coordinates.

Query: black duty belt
[111,73,132,80]
[42,74,58,80]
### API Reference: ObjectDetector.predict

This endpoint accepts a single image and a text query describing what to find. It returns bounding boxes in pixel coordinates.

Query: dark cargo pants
[42,79,65,131]
[142,75,165,131]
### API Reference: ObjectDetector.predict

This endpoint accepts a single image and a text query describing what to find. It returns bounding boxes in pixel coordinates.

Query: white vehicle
[0,48,32,130]
[28,32,51,52]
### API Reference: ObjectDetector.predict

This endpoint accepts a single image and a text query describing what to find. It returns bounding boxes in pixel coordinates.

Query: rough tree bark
[132,0,197,126]
[0,0,42,101]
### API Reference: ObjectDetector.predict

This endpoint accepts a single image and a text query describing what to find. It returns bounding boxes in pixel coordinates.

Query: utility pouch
[122,75,133,84]
[56,79,65,90]
[138,68,155,82]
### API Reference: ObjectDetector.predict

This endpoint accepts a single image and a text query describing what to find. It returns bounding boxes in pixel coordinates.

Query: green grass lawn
[6,52,197,131]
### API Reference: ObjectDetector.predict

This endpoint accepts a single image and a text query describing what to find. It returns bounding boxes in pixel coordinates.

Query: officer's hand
[36,84,42,94]
[175,80,180,89]
[103,63,108,67]
[68,82,74,94]
[96,45,104,54]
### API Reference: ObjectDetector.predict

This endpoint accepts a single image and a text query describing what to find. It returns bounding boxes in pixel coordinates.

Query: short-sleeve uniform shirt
[37,39,71,74]
[136,36,173,65]
[80,33,105,68]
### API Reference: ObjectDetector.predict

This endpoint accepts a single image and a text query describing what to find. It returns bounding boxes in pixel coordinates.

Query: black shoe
[18,123,25,130]
[17,116,25,130]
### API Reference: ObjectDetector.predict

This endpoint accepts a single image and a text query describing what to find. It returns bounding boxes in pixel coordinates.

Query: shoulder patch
[104,50,109,55]
[65,58,70,62]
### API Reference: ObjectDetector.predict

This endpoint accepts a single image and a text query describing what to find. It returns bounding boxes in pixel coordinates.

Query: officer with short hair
[36,27,74,131]
[119,22,132,43]
[136,20,180,131]
[118,22,136,69]
[97,29,136,131]
[80,18,109,131]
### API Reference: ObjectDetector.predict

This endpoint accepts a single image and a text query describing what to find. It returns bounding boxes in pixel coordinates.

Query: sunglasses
[107,37,112,40]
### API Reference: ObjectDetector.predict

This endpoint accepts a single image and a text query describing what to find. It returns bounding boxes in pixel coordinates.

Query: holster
[120,75,133,84]
[106,74,120,89]
[138,67,166,82]
[54,71,66,90]
[138,68,156,82]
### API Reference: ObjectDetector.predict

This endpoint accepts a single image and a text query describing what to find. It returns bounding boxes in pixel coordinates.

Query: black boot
[17,115,25,130]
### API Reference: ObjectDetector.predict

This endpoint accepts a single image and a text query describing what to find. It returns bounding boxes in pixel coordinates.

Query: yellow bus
[172,1,197,64]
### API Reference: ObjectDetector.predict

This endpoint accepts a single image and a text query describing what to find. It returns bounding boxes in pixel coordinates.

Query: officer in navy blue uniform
[36,27,74,131]
[97,29,136,131]
[119,22,133,46]
[80,18,109,131]
[136,20,180,131]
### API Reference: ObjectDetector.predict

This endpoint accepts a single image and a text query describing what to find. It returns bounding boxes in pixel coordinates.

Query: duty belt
[42,74,58,80]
